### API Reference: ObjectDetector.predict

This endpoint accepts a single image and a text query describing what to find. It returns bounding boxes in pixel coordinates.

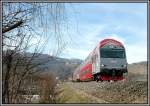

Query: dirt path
[57,82,107,103]
[69,83,108,103]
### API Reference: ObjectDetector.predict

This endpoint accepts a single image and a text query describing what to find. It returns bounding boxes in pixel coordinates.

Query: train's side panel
[79,64,92,81]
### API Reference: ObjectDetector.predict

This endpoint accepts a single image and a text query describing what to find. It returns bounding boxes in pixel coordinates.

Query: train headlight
[123,72,128,77]
[101,64,105,67]
[122,64,127,67]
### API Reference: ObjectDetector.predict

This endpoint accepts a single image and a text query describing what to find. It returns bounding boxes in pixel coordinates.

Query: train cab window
[100,48,125,58]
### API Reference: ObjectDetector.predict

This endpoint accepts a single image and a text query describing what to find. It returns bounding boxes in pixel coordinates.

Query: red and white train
[72,38,128,82]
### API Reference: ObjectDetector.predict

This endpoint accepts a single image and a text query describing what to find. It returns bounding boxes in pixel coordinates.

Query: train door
[92,54,96,75]
[92,51,100,77]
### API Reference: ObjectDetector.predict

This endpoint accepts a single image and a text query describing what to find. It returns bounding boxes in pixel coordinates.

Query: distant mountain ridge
[3,51,82,80]
[3,51,147,80]
[36,54,82,80]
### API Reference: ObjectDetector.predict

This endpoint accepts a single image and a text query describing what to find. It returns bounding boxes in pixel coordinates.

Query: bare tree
[38,73,58,103]
[2,2,70,103]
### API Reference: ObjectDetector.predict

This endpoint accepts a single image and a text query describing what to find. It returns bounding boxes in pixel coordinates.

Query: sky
[43,3,147,64]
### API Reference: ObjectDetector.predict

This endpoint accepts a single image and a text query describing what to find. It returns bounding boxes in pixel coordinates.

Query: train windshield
[100,49,125,58]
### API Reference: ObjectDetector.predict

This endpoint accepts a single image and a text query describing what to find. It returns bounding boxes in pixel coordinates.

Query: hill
[3,51,82,80]
[127,61,147,81]
[39,56,82,80]
[22,52,82,80]
[128,61,147,75]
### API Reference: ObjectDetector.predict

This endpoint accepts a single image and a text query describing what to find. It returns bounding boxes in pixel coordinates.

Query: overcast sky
[44,3,147,64]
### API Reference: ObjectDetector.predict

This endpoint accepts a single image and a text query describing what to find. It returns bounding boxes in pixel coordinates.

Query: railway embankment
[58,77,147,104]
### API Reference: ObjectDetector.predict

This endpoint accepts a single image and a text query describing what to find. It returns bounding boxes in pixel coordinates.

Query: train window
[96,54,98,58]
[92,56,94,63]
[95,54,97,60]
[100,48,125,58]
[95,55,97,61]
[92,55,96,63]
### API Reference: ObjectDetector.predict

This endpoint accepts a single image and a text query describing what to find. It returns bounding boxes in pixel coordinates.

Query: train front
[99,39,128,81]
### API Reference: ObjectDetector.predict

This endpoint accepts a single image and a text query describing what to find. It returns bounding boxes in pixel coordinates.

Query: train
[72,38,128,82]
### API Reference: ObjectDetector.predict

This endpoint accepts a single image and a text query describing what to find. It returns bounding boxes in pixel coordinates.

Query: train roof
[99,38,124,48]
[85,38,124,59]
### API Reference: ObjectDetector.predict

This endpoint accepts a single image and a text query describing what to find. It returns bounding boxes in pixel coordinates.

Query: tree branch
[2,20,23,33]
